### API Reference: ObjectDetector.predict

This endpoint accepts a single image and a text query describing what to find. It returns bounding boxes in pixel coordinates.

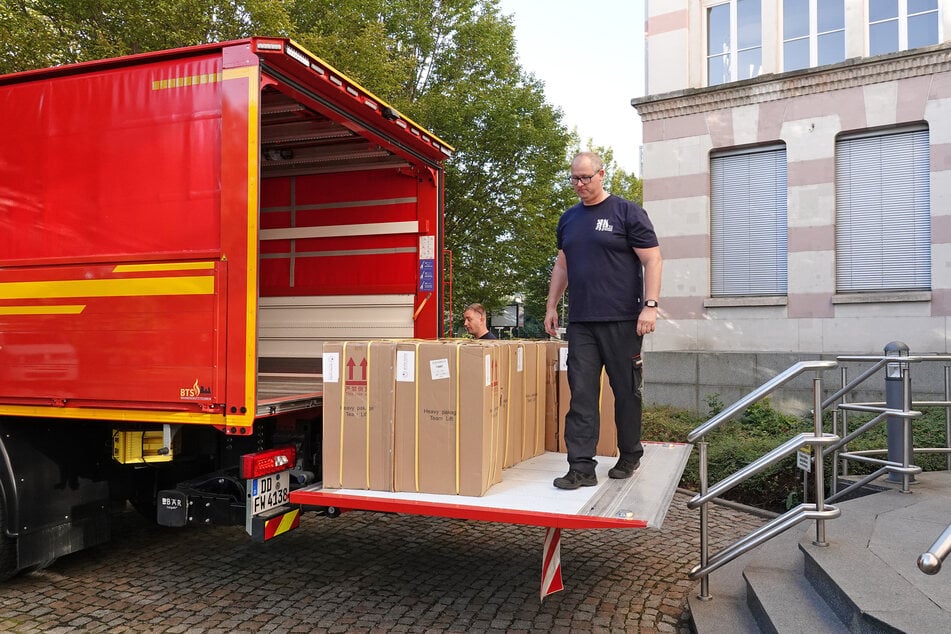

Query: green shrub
[644,399,951,513]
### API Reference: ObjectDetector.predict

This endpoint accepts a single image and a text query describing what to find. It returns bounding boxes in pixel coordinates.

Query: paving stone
[0,491,765,632]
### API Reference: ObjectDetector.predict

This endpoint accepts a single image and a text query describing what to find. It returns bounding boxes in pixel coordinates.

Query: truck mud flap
[249,505,300,542]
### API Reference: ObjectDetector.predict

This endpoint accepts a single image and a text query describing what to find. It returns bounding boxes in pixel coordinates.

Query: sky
[496,0,647,175]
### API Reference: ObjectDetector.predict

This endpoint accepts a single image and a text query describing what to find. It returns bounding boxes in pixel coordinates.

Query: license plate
[248,471,290,516]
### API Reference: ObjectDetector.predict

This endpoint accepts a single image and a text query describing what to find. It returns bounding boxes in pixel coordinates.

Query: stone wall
[644,351,951,419]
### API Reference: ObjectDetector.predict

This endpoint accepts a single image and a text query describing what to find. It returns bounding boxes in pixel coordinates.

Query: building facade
[633,1,951,411]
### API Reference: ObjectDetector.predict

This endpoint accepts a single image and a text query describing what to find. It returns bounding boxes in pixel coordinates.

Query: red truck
[0,37,688,595]
[0,37,451,578]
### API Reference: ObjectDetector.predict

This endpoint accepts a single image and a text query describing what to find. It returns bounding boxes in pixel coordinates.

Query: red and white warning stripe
[541,527,564,600]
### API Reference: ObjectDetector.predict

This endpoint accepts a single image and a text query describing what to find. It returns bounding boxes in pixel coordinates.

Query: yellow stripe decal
[223,64,261,419]
[274,508,299,536]
[113,262,215,272]
[0,276,214,300]
[152,73,222,91]
[0,404,225,425]
[0,305,86,315]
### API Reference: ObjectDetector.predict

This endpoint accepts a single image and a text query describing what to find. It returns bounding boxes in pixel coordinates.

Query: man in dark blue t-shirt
[544,152,663,490]
[463,303,498,339]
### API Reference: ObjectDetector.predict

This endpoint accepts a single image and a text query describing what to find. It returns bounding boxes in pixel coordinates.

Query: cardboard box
[519,341,546,461]
[544,341,618,458]
[500,341,523,468]
[393,341,503,496]
[321,341,397,490]
[544,341,561,452]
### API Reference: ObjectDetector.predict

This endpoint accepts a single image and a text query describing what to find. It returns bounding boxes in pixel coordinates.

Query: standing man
[463,303,498,339]
[544,152,663,490]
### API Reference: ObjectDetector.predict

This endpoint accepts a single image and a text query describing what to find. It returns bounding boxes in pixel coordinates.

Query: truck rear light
[240,446,296,479]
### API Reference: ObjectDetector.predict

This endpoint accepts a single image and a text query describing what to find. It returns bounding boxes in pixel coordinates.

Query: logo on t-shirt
[595,218,613,232]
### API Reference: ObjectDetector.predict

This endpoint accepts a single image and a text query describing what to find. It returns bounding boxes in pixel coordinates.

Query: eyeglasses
[568,171,600,185]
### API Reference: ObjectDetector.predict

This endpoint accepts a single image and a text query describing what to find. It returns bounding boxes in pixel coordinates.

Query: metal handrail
[690,367,836,598]
[687,360,837,443]
[830,359,951,573]
[689,503,841,579]
[821,359,887,409]
[688,432,838,509]
[690,353,951,600]
[919,523,951,574]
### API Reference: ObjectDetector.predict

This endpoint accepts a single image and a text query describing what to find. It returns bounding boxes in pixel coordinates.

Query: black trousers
[564,320,644,475]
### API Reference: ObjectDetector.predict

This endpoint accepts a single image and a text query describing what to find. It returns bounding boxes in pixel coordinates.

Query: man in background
[463,303,498,339]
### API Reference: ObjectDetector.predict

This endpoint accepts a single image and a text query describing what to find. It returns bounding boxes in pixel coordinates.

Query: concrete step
[743,566,843,634]
[689,515,808,633]
[799,473,951,632]
[690,473,951,633]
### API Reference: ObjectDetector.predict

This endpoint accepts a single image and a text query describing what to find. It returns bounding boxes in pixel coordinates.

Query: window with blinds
[835,127,931,292]
[710,145,788,297]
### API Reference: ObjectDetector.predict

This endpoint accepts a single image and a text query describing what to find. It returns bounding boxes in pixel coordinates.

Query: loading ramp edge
[291,441,692,530]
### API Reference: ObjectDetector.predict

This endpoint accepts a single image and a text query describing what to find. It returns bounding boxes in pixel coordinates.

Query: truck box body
[0,40,689,589]
[0,38,451,431]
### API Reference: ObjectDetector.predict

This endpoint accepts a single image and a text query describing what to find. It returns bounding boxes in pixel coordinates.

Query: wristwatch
[644,300,659,308]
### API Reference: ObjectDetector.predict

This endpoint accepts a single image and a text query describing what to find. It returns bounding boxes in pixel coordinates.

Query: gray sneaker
[608,458,641,479]
[553,469,597,490]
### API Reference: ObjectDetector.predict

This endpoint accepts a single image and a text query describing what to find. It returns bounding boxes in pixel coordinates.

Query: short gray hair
[464,303,487,318]
[572,151,604,172]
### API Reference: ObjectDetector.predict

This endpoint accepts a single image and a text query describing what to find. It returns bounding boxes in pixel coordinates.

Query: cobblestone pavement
[0,492,765,633]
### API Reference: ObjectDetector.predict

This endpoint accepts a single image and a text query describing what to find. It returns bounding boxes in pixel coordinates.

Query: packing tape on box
[337,341,347,487]
[505,344,513,464]
[412,341,421,492]
[454,341,463,494]
[363,342,374,488]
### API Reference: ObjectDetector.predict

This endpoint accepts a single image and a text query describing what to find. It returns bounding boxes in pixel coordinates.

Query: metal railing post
[697,441,711,600]
[813,376,828,547]
[901,368,914,493]
[885,342,910,483]
[945,366,950,472]
[839,366,849,478]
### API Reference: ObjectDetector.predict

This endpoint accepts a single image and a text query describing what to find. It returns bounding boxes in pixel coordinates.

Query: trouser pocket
[632,354,643,397]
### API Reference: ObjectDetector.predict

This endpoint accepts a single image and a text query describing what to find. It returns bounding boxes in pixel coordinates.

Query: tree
[289,0,575,330]
[0,1,644,337]
[0,0,294,74]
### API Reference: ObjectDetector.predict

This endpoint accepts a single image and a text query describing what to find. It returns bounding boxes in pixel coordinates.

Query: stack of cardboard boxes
[322,339,617,497]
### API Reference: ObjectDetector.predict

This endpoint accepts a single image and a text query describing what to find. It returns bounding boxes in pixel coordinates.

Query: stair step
[744,566,843,634]
[689,520,809,633]
[689,473,951,633]
[801,538,951,633]
[799,478,951,633]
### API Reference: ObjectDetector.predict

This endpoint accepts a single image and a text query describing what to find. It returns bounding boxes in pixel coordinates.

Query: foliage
[704,393,725,417]
[583,142,642,204]
[0,0,293,73]
[0,0,643,335]
[282,0,578,326]
[646,399,951,513]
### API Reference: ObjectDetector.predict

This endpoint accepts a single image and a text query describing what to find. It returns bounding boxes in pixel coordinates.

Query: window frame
[709,143,789,298]
[868,0,940,56]
[834,125,931,294]
[782,0,846,72]
[705,0,764,86]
